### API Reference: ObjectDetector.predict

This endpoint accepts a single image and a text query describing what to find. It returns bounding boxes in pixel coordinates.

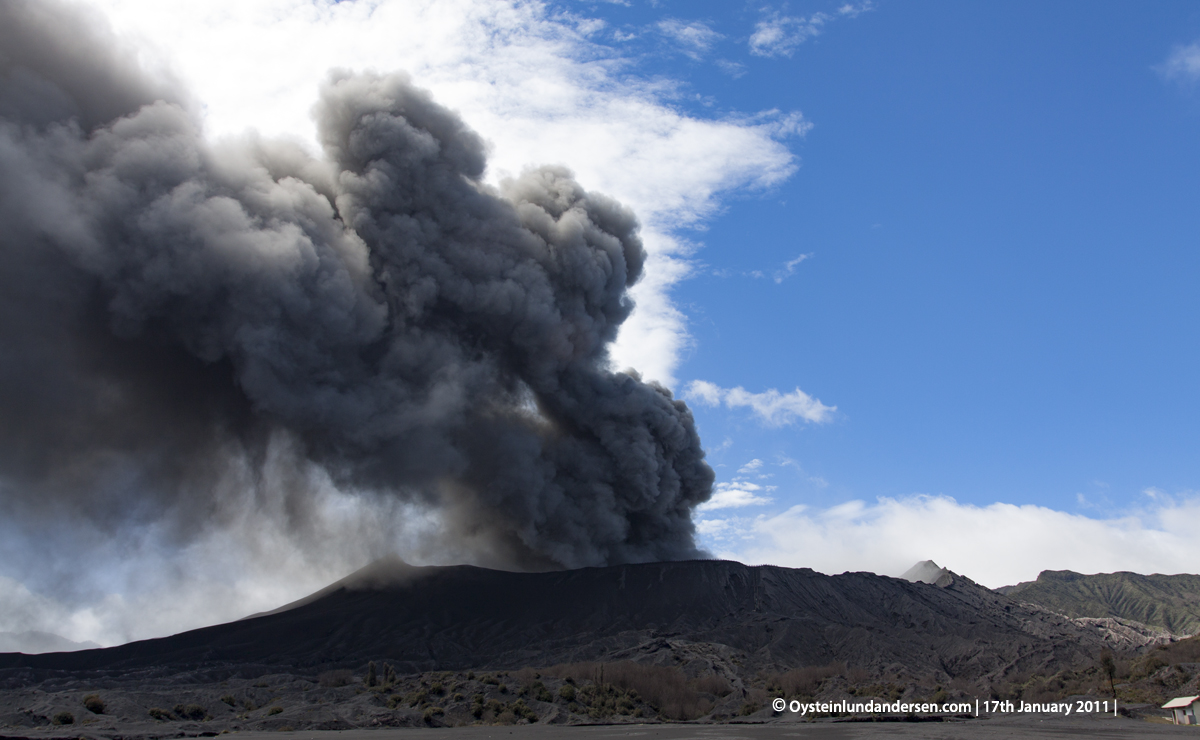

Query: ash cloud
[0,0,712,573]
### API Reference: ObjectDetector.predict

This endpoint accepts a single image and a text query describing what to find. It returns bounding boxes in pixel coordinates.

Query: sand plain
[1,714,1193,740]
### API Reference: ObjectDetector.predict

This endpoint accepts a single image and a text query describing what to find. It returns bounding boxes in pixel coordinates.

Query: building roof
[1162,696,1200,709]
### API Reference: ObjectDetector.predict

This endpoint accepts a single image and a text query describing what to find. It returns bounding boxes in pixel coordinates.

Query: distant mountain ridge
[997,570,1200,636]
[0,631,99,654]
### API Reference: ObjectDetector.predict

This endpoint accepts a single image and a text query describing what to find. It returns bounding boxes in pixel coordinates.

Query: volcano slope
[2,559,1157,732]
[1,559,1116,685]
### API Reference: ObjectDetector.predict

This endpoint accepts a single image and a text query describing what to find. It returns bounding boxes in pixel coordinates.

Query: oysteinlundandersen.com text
[771,697,1117,717]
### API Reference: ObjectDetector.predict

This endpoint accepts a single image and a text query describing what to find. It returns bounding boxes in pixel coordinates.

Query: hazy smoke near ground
[0,0,713,573]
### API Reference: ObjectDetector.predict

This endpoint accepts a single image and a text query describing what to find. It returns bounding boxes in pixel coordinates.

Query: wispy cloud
[697,492,1200,589]
[836,2,873,18]
[716,59,747,78]
[1160,41,1200,82]
[685,380,835,426]
[774,253,812,282]
[697,480,774,511]
[709,252,814,282]
[750,11,828,57]
[777,455,829,488]
[749,2,872,58]
[738,458,764,473]
[656,18,722,59]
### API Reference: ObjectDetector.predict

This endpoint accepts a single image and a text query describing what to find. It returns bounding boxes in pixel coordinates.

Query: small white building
[1163,696,1200,725]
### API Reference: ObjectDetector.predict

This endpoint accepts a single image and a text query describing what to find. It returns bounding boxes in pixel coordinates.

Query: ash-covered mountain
[1,559,1119,685]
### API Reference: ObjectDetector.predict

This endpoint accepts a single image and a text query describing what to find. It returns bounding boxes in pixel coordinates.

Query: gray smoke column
[0,0,713,570]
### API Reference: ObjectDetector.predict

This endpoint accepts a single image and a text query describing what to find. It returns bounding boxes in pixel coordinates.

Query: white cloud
[716,59,747,78]
[685,381,835,425]
[705,436,734,455]
[750,11,829,58]
[81,0,808,386]
[738,458,764,473]
[698,493,1200,589]
[1161,41,1200,82]
[774,252,812,283]
[656,18,722,59]
[749,2,872,58]
[836,2,873,19]
[697,480,772,511]
[684,378,725,406]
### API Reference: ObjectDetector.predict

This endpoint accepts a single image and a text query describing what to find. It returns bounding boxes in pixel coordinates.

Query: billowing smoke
[0,0,713,573]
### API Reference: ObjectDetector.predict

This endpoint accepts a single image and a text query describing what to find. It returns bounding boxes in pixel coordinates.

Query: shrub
[512,667,540,684]
[568,661,713,720]
[495,710,517,725]
[775,663,845,697]
[221,695,236,706]
[576,682,642,719]
[148,708,172,721]
[741,702,760,716]
[82,694,105,714]
[406,689,429,707]
[430,681,444,694]
[559,684,576,701]
[173,703,207,721]
[52,711,74,725]
[1134,654,1168,679]
[511,699,538,722]
[422,706,444,723]
[268,707,283,716]
[692,674,733,697]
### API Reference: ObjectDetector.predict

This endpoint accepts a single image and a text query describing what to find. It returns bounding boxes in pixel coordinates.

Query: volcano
[0,559,1119,682]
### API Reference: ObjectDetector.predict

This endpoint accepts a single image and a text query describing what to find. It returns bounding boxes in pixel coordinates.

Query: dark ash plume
[0,0,713,569]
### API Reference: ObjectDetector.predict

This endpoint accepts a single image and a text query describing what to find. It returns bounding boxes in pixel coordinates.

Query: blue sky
[516,0,1200,574]
[679,0,1200,506]
[5,0,1200,648]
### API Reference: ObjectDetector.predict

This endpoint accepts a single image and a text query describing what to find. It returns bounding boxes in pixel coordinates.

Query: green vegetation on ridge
[999,570,1200,635]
